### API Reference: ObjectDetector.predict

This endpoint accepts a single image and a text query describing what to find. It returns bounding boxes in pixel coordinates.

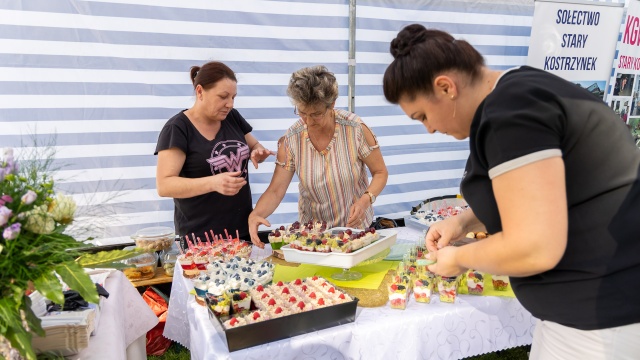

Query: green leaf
[33,271,64,305]
[21,296,44,337]
[0,297,21,334]
[86,262,134,270]
[76,248,145,268]
[6,326,37,360]
[54,262,99,304]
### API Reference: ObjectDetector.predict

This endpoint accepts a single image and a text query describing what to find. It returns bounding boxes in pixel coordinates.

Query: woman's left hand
[346,198,369,229]
[250,148,276,169]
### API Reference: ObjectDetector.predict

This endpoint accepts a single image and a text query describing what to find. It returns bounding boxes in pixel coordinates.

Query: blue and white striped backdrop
[0,0,626,245]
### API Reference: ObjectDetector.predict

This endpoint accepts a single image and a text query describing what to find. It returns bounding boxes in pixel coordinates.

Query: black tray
[206,296,359,352]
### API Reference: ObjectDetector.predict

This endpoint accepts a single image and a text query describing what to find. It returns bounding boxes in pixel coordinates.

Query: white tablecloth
[68,270,159,360]
[164,228,536,360]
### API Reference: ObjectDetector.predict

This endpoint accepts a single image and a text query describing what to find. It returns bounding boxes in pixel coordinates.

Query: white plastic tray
[281,228,398,269]
[403,215,431,233]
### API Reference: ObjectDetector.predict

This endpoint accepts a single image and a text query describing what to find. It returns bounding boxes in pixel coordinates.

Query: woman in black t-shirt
[383,24,640,359]
[155,61,274,242]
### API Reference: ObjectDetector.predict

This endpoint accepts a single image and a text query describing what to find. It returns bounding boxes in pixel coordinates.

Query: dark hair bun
[190,66,201,83]
[390,24,429,58]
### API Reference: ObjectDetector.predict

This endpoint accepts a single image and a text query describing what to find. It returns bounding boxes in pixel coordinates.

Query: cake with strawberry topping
[223,316,247,329]
[310,296,332,308]
[291,300,313,313]
[244,310,270,324]
[332,292,352,304]
[269,306,292,318]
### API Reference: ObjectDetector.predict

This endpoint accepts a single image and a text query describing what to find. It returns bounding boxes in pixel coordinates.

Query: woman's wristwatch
[364,191,376,204]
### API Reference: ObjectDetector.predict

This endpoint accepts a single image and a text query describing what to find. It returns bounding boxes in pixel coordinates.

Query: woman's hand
[426,246,466,277]
[425,216,465,253]
[250,148,276,169]
[212,171,247,195]
[346,197,369,228]
[248,211,269,249]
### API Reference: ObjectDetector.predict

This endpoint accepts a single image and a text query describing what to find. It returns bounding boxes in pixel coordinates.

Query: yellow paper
[273,261,397,290]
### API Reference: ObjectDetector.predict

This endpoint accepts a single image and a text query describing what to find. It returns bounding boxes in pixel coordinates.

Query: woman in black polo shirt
[383,24,640,359]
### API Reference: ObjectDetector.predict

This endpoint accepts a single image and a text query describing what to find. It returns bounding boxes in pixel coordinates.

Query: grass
[148,343,190,360]
[150,342,530,359]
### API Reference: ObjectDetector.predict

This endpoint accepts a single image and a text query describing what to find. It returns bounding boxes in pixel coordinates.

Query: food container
[206,292,358,352]
[281,228,397,268]
[121,250,158,281]
[131,226,175,252]
[161,248,179,277]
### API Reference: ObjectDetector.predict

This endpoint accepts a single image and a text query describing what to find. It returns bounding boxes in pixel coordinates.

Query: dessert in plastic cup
[206,293,230,317]
[466,269,484,295]
[268,228,285,250]
[438,276,458,303]
[388,273,411,309]
[413,276,433,303]
[178,254,200,278]
[230,291,252,314]
[492,275,509,291]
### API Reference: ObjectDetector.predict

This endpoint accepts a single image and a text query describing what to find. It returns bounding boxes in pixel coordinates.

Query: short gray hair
[287,65,339,107]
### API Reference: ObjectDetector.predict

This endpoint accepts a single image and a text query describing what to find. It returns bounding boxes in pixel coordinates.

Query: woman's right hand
[248,212,269,249]
[212,171,247,195]
[425,215,465,253]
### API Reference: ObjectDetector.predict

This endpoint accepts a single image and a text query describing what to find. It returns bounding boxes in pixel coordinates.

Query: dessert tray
[404,195,468,232]
[206,277,358,352]
[281,227,398,269]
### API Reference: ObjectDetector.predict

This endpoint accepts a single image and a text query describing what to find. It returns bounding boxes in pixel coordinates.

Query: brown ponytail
[189,61,237,90]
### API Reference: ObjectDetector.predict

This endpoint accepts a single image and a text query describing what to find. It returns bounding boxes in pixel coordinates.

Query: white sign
[609,0,640,126]
[527,0,624,100]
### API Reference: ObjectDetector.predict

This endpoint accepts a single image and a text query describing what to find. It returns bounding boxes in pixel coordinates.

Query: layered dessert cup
[178,254,200,278]
[438,276,458,303]
[492,275,509,291]
[466,270,484,295]
[230,291,252,314]
[413,276,433,303]
[206,293,230,317]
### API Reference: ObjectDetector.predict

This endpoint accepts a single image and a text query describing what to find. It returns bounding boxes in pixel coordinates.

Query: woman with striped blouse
[248,66,388,248]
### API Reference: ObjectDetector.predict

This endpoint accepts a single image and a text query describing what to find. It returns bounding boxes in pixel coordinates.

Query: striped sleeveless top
[276,109,379,229]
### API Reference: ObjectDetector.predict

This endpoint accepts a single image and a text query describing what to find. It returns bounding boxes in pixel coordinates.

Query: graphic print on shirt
[206,140,250,178]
